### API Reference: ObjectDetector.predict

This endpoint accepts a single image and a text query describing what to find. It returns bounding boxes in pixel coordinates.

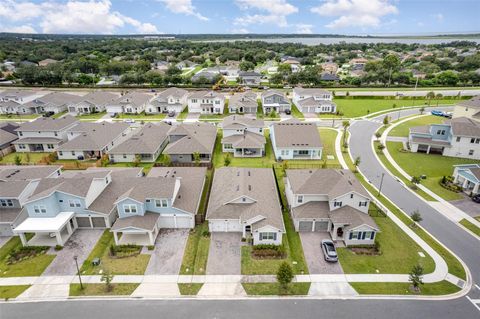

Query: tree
[410,210,423,227]
[419,106,425,115]
[374,132,382,141]
[409,264,424,292]
[382,54,400,86]
[342,120,350,145]
[193,152,200,166]
[14,154,22,165]
[426,91,435,105]
[224,153,232,166]
[162,154,171,167]
[277,63,292,75]
[382,115,389,125]
[239,61,255,71]
[435,93,443,106]
[276,261,294,291]
[354,156,361,170]
[377,143,385,152]
[101,270,114,292]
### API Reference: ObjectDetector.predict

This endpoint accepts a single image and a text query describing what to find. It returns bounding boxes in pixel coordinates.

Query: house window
[123,204,137,214]
[0,199,13,207]
[59,151,63,156]
[259,232,277,241]
[69,199,81,208]
[471,138,476,143]
[298,150,309,155]
[456,137,461,142]
[47,144,54,149]
[476,138,480,144]
[54,132,58,137]
[469,150,474,156]
[191,99,197,103]
[155,199,168,208]
[19,132,23,136]
[297,195,303,204]
[224,143,233,150]
[334,201,342,207]
[18,144,26,149]
[350,194,354,199]
[72,151,75,156]
[123,154,127,158]
[359,201,368,207]
[33,205,47,214]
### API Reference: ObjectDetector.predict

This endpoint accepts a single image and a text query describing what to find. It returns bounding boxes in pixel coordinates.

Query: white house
[69,91,118,114]
[147,87,188,114]
[292,87,336,114]
[206,167,285,245]
[285,169,379,246]
[270,119,323,160]
[106,92,152,115]
[261,90,290,114]
[452,164,480,195]
[221,115,266,158]
[187,91,225,114]
[22,92,82,114]
[452,95,480,121]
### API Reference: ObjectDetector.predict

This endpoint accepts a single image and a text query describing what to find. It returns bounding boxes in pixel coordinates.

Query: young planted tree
[353,156,361,172]
[374,132,382,141]
[419,106,425,115]
[342,120,350,145]
[382,115,390,125]
[410,210,423,227]
[435,93,443,106]
[277,261,294,292]
[409,264,424,292]
[162,154,172,167]
[101,270,114,292]
[14,154,22,165]
[193,152,200,166]
[224,153,231,167]
[410,176,421,190]
[426,91,435,105]
[377,143,386,152]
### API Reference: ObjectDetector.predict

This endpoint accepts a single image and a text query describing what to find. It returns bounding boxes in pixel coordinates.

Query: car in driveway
[472,194,480,203]
[321,239,338,262]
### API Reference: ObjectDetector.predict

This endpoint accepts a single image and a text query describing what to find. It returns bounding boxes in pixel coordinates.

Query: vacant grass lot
[337,206,435,274]
[318,98,458,119]
[389,115,445,137]
[0,285,30,299]
[179,223,210,275]
[350,280,460,296]
[242,283,311,296]
[0,152,52,164]
[178,283,203,295]
[0,114,39,120]
[319,128,340,166]
[69,283,139,296]
[0,237,55,277]
[386,142,480,201]
[80,230,150,275]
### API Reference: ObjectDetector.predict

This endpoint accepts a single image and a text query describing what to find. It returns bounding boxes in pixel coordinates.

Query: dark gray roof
[109,122,170,154]
[15,115,78,132]
[286,169,370,200]
[58,122,130,151]
[271,119,322,148]
[206,167,285,232]
[111,212,159,231]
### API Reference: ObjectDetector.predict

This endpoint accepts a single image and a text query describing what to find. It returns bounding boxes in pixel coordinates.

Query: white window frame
[69,199,81,208]
[123,204,137,214]
[297,195,303,204]
[259,232,277,241]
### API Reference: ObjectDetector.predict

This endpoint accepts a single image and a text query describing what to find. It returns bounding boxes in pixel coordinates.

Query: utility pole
[378,173,385,197]
[73,255,83,289]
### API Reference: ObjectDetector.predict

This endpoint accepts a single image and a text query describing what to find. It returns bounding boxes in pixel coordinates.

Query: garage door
[76,217,91,228]
[176,216,192,228]
[209,220,226,232]
[158,216,175,228]
[298,221,313,232]
[314,221,329,232]
[0,223,13,237]
[92,217,106,228]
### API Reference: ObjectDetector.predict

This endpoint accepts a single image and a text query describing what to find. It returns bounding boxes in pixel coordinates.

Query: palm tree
[435,93,443,106]
[342,120,350,145]
[426,91,435,106]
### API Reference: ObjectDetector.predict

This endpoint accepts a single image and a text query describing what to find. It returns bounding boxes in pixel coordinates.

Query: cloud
[230,28,250,34]
[159,0,209,21]
[0,0,161,34]
[234,0,298,28]
[311,0,398,29]
[433,13,444,21]
[295,24,313,34]
[0,24,38,34]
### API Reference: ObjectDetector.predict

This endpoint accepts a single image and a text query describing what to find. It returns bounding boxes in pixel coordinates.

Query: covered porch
[234,147,264,158]
[292,149,321,159]
[13,211,77,247]
[111,213,160,246]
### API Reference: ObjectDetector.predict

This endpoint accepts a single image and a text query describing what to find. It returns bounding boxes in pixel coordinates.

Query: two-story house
[13,115,79,152]
[147,87,188,114]
[409,116,480,159]
[0,165,62,236]
[270,119,323,160]
[292,87,336,114]
[221,115,266,158]
[228,92,258,114]
[109,122,171,163]
[261,90,290,114]
[22,92,82,114]
[69,91,118,114]
[0,90,45,114]
[163,123,217,163]
[106,92,152,115]
[206,167,285,245]
[111,167,206,245]
[57,122,130,160]
[452,95,480,121]
[187,91,225,114]
[238,71,262,86]
[285,169,379,246]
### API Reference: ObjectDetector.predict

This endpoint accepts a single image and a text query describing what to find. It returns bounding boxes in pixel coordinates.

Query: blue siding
[429,124,451,141]
[25,192,87,218]
[116,198,145,218]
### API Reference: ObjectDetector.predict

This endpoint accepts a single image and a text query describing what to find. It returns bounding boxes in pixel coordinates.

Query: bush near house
[6,246,49,265]
[251,244,286,259]
[109,244,142,258]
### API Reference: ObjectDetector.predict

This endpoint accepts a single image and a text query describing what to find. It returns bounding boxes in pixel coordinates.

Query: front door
[337,227,344,238]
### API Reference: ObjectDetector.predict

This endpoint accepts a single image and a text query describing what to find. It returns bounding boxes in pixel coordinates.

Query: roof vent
[248,185,252,191]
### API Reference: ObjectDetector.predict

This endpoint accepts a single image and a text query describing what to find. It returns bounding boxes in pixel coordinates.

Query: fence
[154,161,213,169]
[272,162,342,170]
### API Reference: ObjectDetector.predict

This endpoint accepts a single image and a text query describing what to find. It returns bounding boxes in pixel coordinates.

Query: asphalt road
[1,297,479,319]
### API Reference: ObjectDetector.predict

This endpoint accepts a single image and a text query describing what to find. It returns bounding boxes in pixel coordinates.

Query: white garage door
[175,216,192,228]
[209,220,226,232]
[0,223,13,237]
[158,216,175,228]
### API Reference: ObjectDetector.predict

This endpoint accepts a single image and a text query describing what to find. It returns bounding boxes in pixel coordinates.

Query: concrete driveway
[43,229,103,276]
[450,198,480,218]
[145,229,189,275]
[299,232,343,274]
[303,113,318,119]
[206,233,242,275]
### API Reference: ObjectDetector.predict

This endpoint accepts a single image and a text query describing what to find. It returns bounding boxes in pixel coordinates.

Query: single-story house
[106,92,153,115]
[452,164,480,195]
[69,91,118,114]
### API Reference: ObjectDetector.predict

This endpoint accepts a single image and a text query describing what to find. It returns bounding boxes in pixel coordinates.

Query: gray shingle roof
[0,165,61,181]
[23,92,82,108]
[0,128,17,146]
[153,87,188,102]
[222,114,264,129]
[271,119,322,148]
[261,89,287,100]
[109,122,170,155]
[78,91,118,106]
[15,114,78,132]
[111,212,159,231]
[13,137,62,144]
[164,123,217,155]
[296,97,335,108]
[0,180,31,198]
[221,130,266,149]
[286,169,370,200]
[457,95,480,109]
[116,178,177,203]
[206,167,285,232]
[449,117,480,137]
[293,87,332,96]
[0,208,23,223]
[111,92,152,107]
[329,206,379,231]
[58,122,130,151]
[187,90,225,100]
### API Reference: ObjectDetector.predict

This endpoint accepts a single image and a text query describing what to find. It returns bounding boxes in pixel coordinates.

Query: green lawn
[337,205,435,274]
[319,98,458,119]
[389,115,445,137]
[80,230,150,275]
[0,285,30,299]
[0,152,52,164]
[117,112,166,120]
[178,283,203,295]
[242,283,311,296]
[179,222,211,275]
[344,151,466,280]
[350,280,460,296]
[290,103,304,120]
[51,110,67,119]
[0,114,39,120]
[176,107,189,122]
[0,237,55,277]
[199,101,230,121]
[459,219,480,236]
[319,128,340,166]
[69,283,139,296]
[386,141,480,201]
[76,112,107,120]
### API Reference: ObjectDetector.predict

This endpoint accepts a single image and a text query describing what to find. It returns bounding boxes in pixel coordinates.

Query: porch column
[56,231,63,246]
[72,217,78,230]
[113,231,119,245]
[473,183,479,194]
[426,145,431,154]
[242,225,246,238]
[462,179,469,188]
[148,231,154,246]
[66,221,73,235]
[19,232,28,246]
[453,174,459,183]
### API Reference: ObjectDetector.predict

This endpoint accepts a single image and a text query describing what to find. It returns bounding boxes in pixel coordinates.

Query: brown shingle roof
[271,119,322,148]
[16,114,78,132]
[111,212,159,231]
[164,123,216,155]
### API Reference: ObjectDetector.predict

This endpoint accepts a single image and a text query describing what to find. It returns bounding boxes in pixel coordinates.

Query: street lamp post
[73,255,83,289]
[377,172,385,197]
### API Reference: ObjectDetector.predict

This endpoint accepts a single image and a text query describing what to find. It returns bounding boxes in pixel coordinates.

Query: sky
[0,0,479,35]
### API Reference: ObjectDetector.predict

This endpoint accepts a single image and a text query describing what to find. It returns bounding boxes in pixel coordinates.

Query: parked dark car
[42,111,54,117]
[472,194,480,203]
[321,239,338,262]
[285,109,291,115]
[168,110,176,117]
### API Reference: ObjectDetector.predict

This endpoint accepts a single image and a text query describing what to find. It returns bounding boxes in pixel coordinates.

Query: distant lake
[202,37,480,45]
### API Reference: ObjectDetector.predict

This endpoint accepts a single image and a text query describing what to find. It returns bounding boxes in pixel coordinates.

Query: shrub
[224,153,231,167]
[147,245,155,251]
[277,261,294,290]
[201,230,211,238]
[54,245,63,251]
[252,244,286,259]
[14,155,22,165]
[7,246,49,264]
[110,244,142,258]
